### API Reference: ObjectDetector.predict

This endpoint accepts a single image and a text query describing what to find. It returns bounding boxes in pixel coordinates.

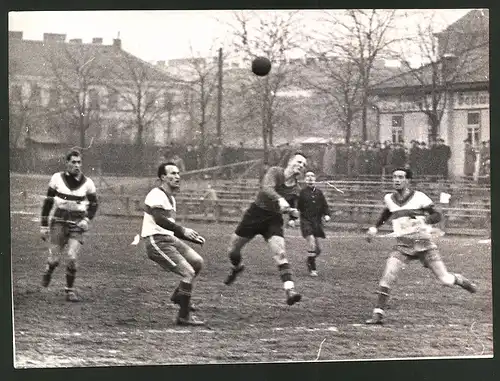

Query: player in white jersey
[40,150,98,302]
[365,168,477,325]
[141,162,206,326]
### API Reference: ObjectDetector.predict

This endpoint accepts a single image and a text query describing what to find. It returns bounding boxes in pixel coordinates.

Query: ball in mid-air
[251,56,272,76]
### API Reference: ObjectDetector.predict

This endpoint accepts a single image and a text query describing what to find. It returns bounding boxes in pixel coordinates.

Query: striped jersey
[47,171,96,219]
[384,190,437,251]
[141,187,176,237]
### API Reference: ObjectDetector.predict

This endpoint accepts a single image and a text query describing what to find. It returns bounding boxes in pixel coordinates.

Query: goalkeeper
[364,168,477,325]
[223,153,307,306]
[141,162,206,326]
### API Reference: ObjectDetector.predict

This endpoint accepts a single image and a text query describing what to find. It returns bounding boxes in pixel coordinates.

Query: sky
[9,9,474,64]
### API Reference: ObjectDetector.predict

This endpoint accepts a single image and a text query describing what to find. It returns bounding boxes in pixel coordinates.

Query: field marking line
[315,338,327,361]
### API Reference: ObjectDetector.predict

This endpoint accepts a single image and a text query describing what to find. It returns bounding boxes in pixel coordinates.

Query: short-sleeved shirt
[141,187,176,238]
[384,190,437,252]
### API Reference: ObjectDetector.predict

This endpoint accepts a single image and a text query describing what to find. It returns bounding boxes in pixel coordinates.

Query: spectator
[435,138,451,179]
[184,144,198,171]
[171,153,186,172]
[463,139,477,179]
[419,142,429,176]
[390,142,406,169]
[409,140,420,176]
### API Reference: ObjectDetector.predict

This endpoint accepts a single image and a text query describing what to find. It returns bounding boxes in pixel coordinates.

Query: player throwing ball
[141,162,206,326]
[296,171,331,276]
[40,150,98,302]
[365,168,477,325]
[223,153,307,306]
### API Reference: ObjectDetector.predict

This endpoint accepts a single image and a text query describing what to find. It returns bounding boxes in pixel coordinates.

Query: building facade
[369,9,489,178]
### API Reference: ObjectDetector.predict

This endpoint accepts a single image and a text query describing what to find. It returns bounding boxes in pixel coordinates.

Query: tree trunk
[361,95,368,141]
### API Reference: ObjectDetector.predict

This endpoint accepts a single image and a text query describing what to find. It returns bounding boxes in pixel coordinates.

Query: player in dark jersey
[223,153,307,306]
[40,150,98,302]
[297,171,331,276]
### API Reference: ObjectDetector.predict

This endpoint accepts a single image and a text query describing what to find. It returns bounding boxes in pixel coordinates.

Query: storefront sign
[454,91,489,109]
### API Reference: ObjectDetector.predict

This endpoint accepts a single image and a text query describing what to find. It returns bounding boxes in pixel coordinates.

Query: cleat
[286,289,302,306]
[170,295,198,312]
[455,274,477,293]
[365,308,384,325]
[176,315,205,326]
[309,270,318,277]
[65,289,79,302]
[224,264,245,285]
[42,272,52,287]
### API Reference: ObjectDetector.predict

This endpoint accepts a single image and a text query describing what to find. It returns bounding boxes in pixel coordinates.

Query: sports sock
[278,263,293,284]
[307,251,317,271]
[375,286,390,309]
[177,281,193,319]
[45,261,59,274]
[66,264,76,289]
[229,250,242,268]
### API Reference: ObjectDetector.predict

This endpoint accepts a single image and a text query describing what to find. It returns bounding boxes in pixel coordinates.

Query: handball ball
[252,56,272,76]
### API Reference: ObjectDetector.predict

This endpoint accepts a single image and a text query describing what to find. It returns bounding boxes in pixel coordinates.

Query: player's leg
[266,228,301,306]
[305,235,318,276]
[64,237,83,302]
[41,222,66,287]
[170,238,205,311]
[224,234,251,285]
[145,235,204,326]
[424,250,477,293]
[366,251,408,324]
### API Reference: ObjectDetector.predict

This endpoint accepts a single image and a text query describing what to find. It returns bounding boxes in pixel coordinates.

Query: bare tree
[300,55,363,143]
[394,10,488,142]
[224,10,304,164]
[315,9,403,141]
[175,45,227,167]
[44,44,102,150]
[100,51,172,147]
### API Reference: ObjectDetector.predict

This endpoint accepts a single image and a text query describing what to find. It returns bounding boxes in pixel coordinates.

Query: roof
[371,43,489,93]
[8,36,173,85]
[436,9,489,36]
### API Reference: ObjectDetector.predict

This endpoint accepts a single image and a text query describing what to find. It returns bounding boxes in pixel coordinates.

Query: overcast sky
[9,9,474,63]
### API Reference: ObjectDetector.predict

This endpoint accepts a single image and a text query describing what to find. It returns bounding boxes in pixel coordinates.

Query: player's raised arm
[261,167,285,202]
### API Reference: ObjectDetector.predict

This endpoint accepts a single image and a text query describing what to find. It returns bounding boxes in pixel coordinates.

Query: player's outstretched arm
[422,205,441,224]
[150,208,204,244]
[41,187,57,227]
[367,207,392,242]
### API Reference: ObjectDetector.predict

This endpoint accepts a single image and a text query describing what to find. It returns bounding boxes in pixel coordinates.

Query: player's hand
[278,198,290,213]
[323,215,331,223]
[77,217,90,231]
[184,228,201,241]
[287,219,296,228]
[366,226,377,243]
[288,208,300,218]
[40,226,50,241]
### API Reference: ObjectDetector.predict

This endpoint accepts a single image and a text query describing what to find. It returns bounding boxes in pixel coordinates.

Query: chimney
[441,53,458,82]
[43,33,66,43]
[92,37,103,44]
[9,31,23,40]
[69,38,82,44]
[113,38,121,49]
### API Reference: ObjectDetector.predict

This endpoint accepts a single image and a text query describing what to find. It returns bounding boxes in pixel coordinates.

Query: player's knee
[192,256,204,276]
[273,251,288,266]
[179,265,196,282]
[229,249,242,266]
[315,247,321,257]
[66,260,77,274]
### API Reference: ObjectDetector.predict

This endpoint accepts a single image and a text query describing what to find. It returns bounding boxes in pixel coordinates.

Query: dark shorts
[50,220,85,246]
[300,218,325,239]
[235,203,284,240]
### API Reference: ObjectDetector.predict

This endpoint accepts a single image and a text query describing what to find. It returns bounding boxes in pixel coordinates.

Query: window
[30,83,41,104]
[466,111,481,146]
[48,88,60,108]
[89,89,100,110]
[391,115,404,143]
[107,91,119,109]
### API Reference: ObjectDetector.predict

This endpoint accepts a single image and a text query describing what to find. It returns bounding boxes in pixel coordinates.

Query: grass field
[10,211,493,368]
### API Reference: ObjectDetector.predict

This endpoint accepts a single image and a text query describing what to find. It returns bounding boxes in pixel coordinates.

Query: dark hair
[393,167,413,180]
[66,150,81,161]
[157,161,177,178]
[290,151,307,160]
